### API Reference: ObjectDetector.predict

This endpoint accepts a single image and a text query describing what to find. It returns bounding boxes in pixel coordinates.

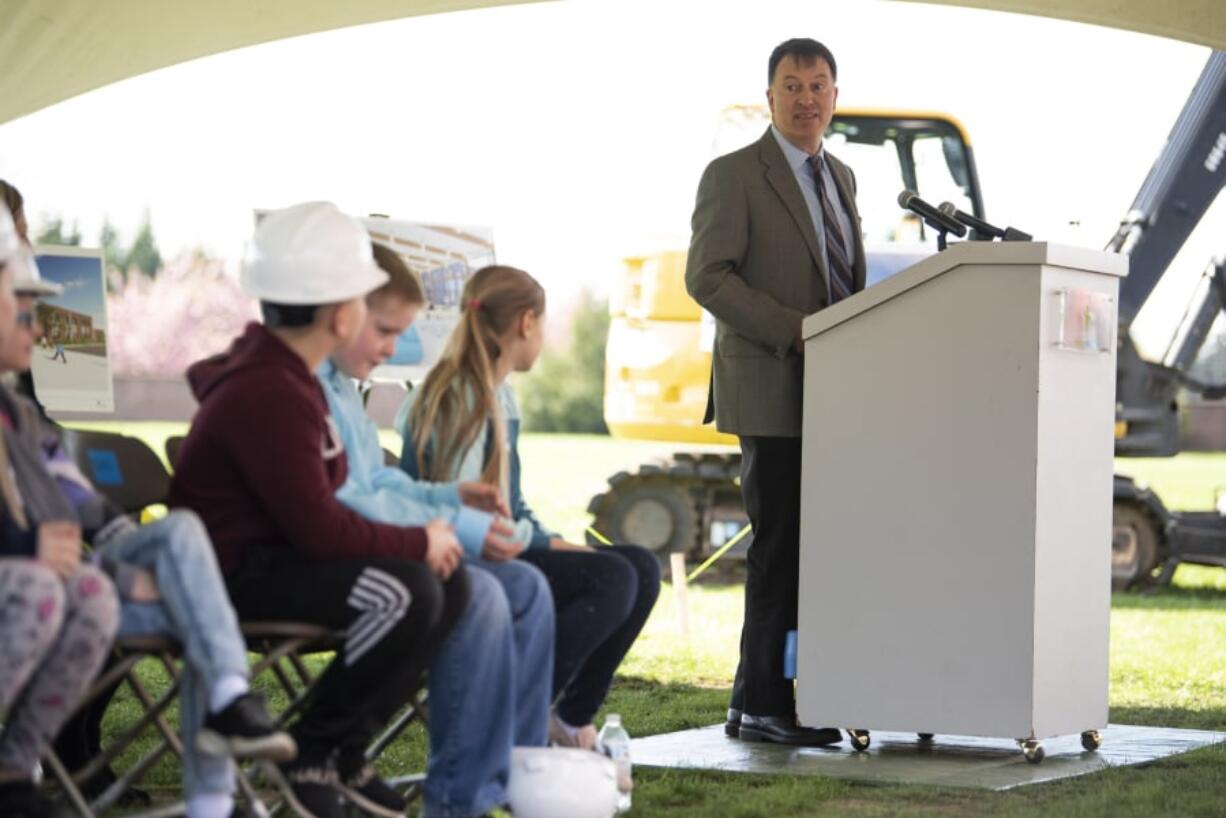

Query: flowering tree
[106,251,258,377]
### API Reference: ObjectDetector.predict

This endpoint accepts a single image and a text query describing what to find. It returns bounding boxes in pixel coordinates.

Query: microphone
[938,202,1004,240]
[897,190,967,237]
[938,202,1033,242]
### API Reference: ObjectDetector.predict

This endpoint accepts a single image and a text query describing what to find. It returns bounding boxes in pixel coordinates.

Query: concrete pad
[631,724,1225,790]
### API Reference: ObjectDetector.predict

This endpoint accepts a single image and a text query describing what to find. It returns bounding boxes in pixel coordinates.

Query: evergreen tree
[125,212,161,277]
[34,216,82,246]
[99,218,126,272]
[519,290,610,433]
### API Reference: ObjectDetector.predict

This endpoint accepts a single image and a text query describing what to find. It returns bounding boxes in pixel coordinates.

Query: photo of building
[36,302,107,348]
[31,246,114,413]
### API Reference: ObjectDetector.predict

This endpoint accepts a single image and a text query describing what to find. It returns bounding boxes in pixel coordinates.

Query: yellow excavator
[588,105,988,560]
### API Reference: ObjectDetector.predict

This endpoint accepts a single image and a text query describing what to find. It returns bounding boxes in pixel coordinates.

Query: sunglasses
[16,311,34,329]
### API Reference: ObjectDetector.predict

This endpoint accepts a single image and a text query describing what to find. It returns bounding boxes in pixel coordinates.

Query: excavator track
[586,452,748,571]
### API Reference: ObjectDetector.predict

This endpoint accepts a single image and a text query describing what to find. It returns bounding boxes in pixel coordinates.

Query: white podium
[796,242,1125,761]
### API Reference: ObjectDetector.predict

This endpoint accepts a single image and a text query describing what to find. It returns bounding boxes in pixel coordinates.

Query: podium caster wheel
[1081,730,1102,751]
[847,729,871,752]
[917,733,934,742]
[1020,740,1045,764]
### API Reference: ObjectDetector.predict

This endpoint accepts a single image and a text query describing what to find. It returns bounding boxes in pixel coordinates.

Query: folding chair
[167,429,430,783]
[60,428,170,514]
[44,432,222,814]
[163,436,185,470]
[48,634,196,818]
[48,625,345,818]
[53,430,431,815]
[42,431,330,816]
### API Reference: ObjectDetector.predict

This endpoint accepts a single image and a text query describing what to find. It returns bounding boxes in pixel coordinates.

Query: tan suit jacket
[685,127,867,438]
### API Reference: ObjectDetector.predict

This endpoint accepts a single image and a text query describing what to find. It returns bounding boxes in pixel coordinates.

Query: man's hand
[424,519,462,580]
[482,517,525,562]
[128,569,161,603]
[458,482,510,517]
[549,537,595,553]
[37,521,82,579]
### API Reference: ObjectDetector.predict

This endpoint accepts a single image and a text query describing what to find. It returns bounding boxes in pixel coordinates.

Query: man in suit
[685,38,867,746]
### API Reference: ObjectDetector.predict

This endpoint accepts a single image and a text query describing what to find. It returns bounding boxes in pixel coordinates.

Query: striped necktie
[809,154,854,303]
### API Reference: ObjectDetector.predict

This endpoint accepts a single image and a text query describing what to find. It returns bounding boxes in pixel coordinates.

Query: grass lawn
[68,424,1226,816]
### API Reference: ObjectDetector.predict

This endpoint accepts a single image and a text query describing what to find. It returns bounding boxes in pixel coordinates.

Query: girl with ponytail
[398,265,660,750]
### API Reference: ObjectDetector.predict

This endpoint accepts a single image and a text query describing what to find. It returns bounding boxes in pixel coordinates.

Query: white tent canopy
[0,0,541,126]
[901,0,1225,53]
[0,0,1221,126]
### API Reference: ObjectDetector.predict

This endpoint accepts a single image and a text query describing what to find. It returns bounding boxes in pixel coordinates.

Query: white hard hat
[0,207,60,297]
[0,205,18,267]
[241,201,388,304]
[506,747,619,818]
[11,245,63,297]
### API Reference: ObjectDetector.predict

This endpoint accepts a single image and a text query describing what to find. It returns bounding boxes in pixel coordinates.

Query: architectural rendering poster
[361,216,496,383]
[31,245,115,412]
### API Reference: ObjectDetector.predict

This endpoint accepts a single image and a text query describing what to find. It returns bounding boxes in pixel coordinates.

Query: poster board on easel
[30,245,115,413]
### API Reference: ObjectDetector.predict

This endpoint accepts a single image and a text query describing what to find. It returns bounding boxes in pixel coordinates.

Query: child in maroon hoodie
[170,202,467,818]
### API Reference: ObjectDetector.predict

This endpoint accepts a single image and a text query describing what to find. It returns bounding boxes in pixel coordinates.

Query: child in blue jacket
[320,242,553,818]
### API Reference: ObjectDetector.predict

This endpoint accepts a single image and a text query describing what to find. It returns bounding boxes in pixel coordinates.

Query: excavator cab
[595,109,986,559]
[828,111,983,242]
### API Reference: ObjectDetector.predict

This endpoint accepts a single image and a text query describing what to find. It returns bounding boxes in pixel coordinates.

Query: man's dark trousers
[730,434,802,718]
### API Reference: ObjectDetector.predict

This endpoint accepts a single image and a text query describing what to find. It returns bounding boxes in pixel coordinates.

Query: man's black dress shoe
[725,708,742,738]
[738,714,843,746]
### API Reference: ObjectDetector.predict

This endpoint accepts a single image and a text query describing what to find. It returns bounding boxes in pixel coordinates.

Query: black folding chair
[43,431,320,815]
[60,428,170,514]
[163,436,185,470]
[48,625,346,818]
[53,430,430,815]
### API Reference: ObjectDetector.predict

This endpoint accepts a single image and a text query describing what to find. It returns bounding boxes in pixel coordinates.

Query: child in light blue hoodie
[319,242,553,818]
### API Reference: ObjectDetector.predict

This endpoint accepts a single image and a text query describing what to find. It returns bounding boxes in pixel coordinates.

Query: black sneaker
[0,780,65,818]
[273,761,346,818]
[196,692,297,762]
[338,763,407,818]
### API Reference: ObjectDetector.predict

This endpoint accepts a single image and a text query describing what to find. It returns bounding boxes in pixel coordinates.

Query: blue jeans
[423,559,554,818]
[101,511,249,798]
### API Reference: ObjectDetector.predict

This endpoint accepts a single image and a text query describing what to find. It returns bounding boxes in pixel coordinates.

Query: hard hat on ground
[11,244,63,297]
[241,201,388,305]
[506,747,618,818]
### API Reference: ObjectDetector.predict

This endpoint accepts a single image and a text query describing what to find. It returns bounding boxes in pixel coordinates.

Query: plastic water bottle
[598,713,632,812]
